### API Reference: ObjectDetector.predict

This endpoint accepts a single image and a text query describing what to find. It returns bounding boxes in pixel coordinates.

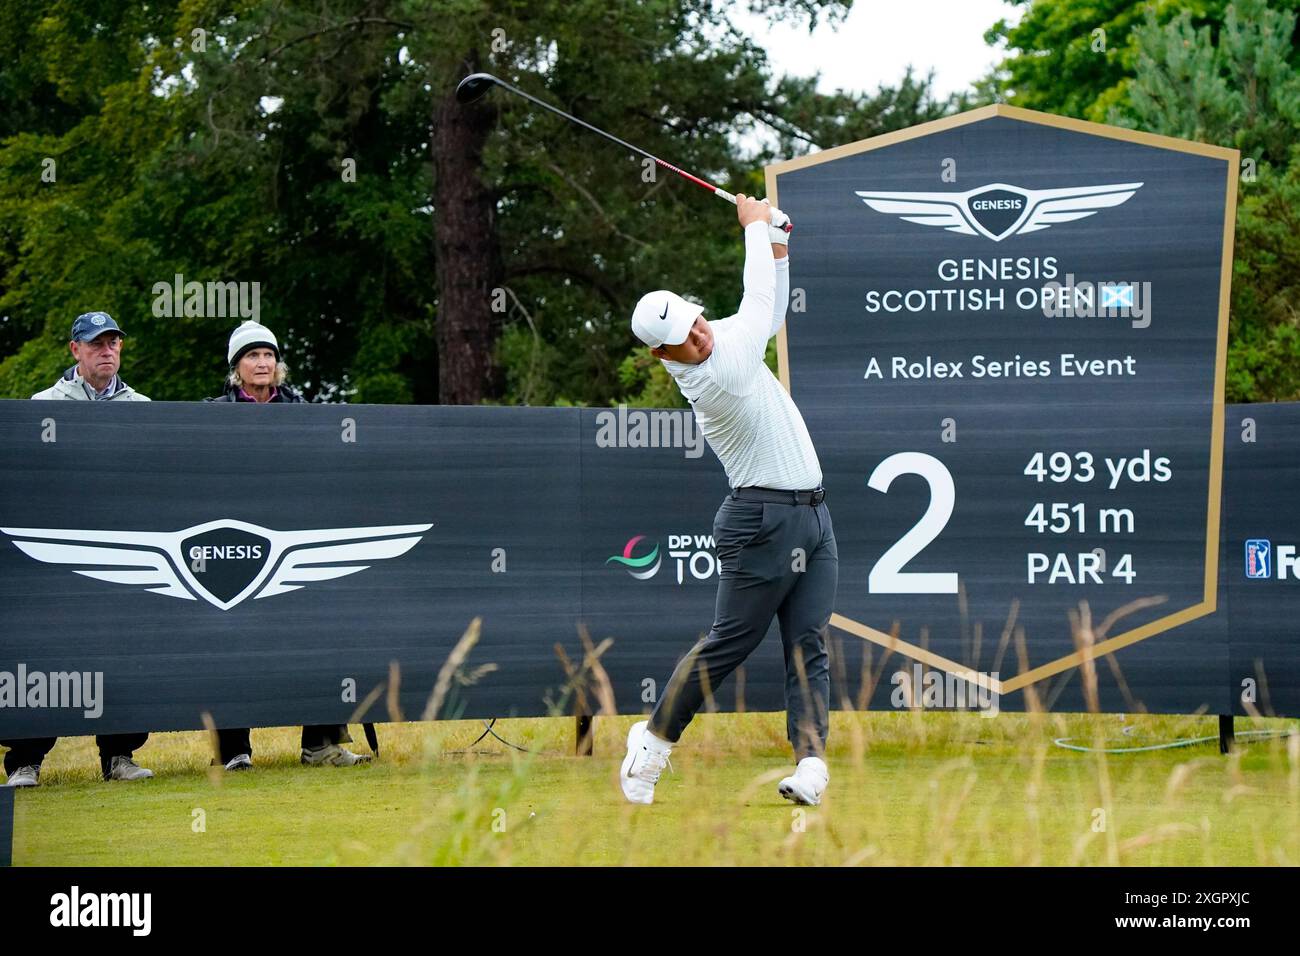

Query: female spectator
[205,321,372,770]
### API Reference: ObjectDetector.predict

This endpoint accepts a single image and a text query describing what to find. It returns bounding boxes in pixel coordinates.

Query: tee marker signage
[767,105,1237,699]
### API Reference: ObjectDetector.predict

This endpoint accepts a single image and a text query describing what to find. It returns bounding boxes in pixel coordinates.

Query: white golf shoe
[620,720,672,804]
[2,765,40,787]
[778,756,829,806]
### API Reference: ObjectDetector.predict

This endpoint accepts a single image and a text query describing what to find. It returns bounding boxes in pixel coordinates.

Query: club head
[455,72,499,104]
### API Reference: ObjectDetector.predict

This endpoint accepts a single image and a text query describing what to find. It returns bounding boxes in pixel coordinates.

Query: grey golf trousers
[648,490,839,760]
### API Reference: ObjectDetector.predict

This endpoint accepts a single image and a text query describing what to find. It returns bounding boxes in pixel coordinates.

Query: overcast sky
[734,0,1021,100]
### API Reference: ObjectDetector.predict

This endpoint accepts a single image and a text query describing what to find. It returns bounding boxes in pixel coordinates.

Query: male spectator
[2,312,154,787]
[31,311,152,402]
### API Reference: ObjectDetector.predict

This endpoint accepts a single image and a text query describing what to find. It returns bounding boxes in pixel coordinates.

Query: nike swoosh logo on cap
[659,301,669,320]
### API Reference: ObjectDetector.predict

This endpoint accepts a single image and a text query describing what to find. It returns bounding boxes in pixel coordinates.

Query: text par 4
[865,450,1171,592]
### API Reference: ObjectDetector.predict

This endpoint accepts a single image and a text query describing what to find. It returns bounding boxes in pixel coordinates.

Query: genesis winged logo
[1,519,432,610]
[854,181,1143,242]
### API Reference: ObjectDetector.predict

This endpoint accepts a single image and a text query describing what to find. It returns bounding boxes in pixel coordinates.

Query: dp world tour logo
[854,181,1143,242]
[606,535,661,580]
[1,519,432,610]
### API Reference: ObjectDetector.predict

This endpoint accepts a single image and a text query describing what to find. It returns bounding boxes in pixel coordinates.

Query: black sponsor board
[0,402,582,737]
[1,397,1296,740]
[576,406,789,717]
[1223,404,1300,717]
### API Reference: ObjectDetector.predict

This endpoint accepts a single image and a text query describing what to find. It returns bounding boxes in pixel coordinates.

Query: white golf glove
[764,200,792,245]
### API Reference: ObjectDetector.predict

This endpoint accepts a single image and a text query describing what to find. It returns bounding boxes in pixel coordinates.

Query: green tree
[0,0,186,372]
[986,0,1300,402]
[985,0,1300,123]
[0,1,1004,407]
[1111,0,1300,166]
[1109,0,1300,401]
[1227,149,1300,400]
[1,0,869,404]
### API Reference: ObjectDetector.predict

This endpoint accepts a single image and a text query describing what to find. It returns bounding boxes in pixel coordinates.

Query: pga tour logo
[855,181,1143,242]
[1245,539,1271,579]
[1,519,432,610]
[607,533,717,584]
[1244,538,1300,580]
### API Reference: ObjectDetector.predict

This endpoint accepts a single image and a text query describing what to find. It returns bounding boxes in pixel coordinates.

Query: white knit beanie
[227,321,279,367]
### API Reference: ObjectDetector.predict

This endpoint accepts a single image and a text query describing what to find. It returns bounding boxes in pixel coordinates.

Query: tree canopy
[0,0,955,405]
[2,0,1297,404]
[991,0,1300,401]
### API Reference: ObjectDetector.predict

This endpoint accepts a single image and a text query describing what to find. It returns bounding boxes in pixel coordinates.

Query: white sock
[643,727,673,753]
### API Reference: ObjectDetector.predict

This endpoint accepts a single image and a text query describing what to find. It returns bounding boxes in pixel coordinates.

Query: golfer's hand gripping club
[735,193,793,245]
[765,201,792,246]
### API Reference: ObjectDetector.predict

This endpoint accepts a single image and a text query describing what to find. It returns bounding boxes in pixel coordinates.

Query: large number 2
[867,452,958,594]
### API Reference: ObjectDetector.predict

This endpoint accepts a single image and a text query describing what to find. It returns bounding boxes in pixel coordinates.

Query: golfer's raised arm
[770,250,790,336]
[730,194,777,363]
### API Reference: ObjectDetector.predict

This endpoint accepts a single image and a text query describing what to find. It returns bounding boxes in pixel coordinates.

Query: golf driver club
[455,71,792,233]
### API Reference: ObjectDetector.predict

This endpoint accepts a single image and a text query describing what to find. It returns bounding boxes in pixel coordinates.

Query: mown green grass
[9,711,1298,866]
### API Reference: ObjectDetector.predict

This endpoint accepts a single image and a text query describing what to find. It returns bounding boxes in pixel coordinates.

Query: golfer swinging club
[620,194,838,806]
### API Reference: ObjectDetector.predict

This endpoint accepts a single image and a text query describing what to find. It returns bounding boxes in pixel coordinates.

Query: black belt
[731,485,826,506]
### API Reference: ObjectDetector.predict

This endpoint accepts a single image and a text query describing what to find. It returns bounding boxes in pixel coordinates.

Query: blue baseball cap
[70,312,126,342]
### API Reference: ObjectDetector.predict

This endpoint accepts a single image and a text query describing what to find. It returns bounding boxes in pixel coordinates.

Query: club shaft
[487,77,733,202]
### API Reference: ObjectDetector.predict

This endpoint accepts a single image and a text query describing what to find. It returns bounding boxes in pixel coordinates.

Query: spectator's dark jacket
[204,382,305,403]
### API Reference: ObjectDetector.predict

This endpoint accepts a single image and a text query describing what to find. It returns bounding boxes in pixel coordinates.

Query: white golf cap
[631,290,702,349]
